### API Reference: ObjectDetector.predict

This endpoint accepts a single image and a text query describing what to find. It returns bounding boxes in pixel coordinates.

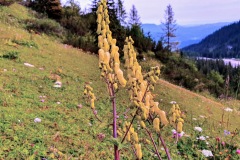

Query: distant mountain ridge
[182,21,240,58]
[141,22,231,48]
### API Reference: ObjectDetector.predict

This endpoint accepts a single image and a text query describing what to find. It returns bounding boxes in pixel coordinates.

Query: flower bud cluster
[117,121,142,159]
[169,103,184,133]
[84,85,96,109]
[97,0,126,88]
[123,37,168,130]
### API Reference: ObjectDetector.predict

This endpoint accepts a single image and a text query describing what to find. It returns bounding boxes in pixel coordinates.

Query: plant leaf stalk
[145,128,162,160]
[158,133,171,160]
[121,83,150,143]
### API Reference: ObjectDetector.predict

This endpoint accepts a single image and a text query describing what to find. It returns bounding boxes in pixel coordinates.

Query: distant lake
[197,57,240,67]
[222,59,240,67]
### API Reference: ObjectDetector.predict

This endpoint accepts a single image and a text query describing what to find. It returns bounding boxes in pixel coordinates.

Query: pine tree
[116,0,127,26]
[0,0,21,6]
[46,0,62,20]
[30,0,62,20]
[162,4,178,51]
[128,5,141,27]
[90,0,98,13]
[107,0,118,23]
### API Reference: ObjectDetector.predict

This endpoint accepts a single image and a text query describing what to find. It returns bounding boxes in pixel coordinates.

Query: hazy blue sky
[61,0,240,25]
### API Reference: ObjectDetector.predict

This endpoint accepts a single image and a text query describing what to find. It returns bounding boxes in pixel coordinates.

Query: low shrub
[12,39,38,49]
[2,50,19,59]
[25,18,66,38]
[64,33,98,53]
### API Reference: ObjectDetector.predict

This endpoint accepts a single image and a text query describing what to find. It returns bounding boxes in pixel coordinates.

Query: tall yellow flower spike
[84,85,96,109]
[169,103,184,133]
[96,0,127,88]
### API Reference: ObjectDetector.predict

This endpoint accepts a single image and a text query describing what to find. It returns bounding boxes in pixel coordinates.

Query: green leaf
[106,138,128,150]
[13,136,19,141]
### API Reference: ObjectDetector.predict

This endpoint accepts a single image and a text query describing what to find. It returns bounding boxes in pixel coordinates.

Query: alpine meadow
[0,1,240,159]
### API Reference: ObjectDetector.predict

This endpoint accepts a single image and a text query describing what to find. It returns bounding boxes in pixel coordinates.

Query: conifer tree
[128,5,141,27]
[30,0,62,20]
[0,0,21,6]
[116,0,127,26]
[46,0,62,20]
[90,0,98,12]
[162,4,178,51]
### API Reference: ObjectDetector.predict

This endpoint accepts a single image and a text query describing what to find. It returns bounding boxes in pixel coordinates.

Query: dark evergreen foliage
[0,0,21,6]
[116,0,127,26]
[195,58,240,98]
[128,5,141,27]
[29,0,62,20]
[162,4,178,51]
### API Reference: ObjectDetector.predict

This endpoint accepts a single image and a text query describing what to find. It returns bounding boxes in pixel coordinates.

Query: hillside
[0,4,240,159]
[182,21,240,58]
[142,22,230,48]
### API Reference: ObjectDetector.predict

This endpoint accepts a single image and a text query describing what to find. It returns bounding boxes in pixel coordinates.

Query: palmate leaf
[107,137,128,150]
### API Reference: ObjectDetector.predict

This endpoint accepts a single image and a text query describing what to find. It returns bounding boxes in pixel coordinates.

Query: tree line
[24,0,160,54]
[1,0,178,55]
[195,58,240,99]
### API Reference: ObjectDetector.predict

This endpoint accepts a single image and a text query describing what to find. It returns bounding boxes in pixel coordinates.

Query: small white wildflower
[198,136,206,141]
[194,127,203,132]
[202,149,213,157]
[39,67,44,70]
[192,118,197,120]
[53,81,62,88]
[224,107,233,112]
[34,118,41,123]
[170,101,177,104]
[171,129,177,134]
[199,115,205,118]
[3,69,7,72]
[24,63,34,67]
[57,102,61,104]
[179,131,185,137]
[206,136,209,138]
[89,123,92,126]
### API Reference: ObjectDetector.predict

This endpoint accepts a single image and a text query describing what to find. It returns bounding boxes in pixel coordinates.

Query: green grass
[0,3,239,159]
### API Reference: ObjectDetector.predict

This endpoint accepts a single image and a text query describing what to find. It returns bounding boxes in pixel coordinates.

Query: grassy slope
[0,4,239,159]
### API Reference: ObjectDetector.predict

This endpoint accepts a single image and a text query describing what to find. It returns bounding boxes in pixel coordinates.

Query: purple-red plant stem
[110,83,120,160]
[121,83,150,143]
[121,108,139,143]
[144,144,157,155]
[145,128,162,160]
[175,124,179,144]
[158,133,171,160]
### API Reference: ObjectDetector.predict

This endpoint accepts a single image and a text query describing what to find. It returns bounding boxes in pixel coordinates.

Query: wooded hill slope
[183,21,240,58]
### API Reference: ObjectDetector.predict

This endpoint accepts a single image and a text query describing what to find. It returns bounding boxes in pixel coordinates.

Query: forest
[183,21,240,58]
